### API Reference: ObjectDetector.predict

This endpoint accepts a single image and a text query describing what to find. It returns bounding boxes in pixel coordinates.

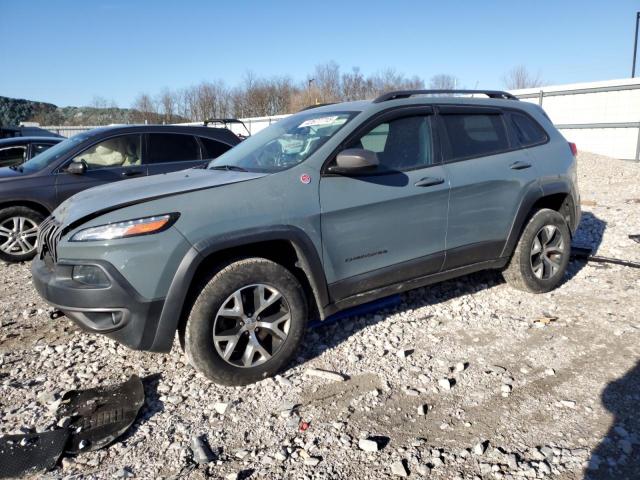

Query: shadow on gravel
[586,361,640,479]
[295,211,608,370]
[566,211,607,282]
[298,268,504,366]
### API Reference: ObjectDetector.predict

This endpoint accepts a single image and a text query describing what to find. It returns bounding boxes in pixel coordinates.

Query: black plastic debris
[630,234,640,244]
[571,245,640,269]
[56,375,145,454]
[0,430,69,478]
[570,245,592,259]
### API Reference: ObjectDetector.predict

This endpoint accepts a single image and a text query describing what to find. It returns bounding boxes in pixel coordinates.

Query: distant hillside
[0,96,184,126]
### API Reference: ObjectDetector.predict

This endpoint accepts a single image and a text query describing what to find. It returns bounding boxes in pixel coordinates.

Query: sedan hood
[54,168,267,226]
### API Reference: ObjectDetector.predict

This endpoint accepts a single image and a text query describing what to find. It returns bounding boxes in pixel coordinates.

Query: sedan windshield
[209,111,357,173]
[18,133,91,173]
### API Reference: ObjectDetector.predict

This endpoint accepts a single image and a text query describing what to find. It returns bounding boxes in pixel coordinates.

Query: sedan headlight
[70,213,179,242]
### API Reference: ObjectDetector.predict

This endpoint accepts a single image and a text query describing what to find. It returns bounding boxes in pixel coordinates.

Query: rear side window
[510,112,548,147]
[442,113,509,161]
[147,134,200,163]
[200,137,232,159]
[32,143,55,157]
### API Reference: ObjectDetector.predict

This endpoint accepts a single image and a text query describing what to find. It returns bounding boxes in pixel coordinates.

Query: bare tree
[157,88,178,124]
[429,74,457,90]
[502,65,544,90]
[341,67,367,101]
[131,93,159,123]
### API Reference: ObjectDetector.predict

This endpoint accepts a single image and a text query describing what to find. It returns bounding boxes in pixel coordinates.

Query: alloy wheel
[213,284,291,368]
[530,225,565,280]
[0,217,39,256]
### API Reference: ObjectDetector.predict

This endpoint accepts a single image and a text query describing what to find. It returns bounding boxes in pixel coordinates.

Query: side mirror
[66,160,87,175]
[328,148,379,174]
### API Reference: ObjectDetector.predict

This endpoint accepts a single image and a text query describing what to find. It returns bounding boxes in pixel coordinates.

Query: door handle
[510,161,532,170]
[122,169,144,177]
[415,177,445,187]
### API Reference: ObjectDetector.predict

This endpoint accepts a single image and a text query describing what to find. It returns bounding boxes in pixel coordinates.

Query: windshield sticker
[299,116,346,128]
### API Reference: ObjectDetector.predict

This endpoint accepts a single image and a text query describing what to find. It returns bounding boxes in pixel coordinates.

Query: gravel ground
[1,152,639,480]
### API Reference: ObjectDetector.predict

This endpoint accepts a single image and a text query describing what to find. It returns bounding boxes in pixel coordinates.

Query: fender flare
[500,180,574,258]
[148,225,328,352]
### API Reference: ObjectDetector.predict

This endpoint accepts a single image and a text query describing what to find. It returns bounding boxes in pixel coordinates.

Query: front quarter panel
[57,223,192,300]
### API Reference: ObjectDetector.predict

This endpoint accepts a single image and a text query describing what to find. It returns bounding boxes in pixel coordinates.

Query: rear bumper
[31,256,166,351]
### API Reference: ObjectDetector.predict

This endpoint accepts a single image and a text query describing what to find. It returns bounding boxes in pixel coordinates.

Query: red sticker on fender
[300,174,311,184]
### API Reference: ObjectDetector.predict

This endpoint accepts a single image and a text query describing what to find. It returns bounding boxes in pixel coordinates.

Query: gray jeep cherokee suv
[32,90,580,385]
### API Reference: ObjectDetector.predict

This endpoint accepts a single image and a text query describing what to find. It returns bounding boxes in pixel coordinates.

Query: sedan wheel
[0,217,39,256]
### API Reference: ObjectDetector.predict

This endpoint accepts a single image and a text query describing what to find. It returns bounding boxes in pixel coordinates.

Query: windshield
[18,133,92,173]
[209,111,357,173]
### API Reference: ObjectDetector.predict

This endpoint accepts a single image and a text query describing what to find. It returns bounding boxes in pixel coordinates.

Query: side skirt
[322,257,508,317]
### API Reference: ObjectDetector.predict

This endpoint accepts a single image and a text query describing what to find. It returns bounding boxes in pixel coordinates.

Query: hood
[54,168,267,226]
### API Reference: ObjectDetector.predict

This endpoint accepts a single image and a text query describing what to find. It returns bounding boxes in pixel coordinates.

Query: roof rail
[373,89,518,103]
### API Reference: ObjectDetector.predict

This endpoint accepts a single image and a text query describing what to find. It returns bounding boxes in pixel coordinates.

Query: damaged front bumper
[31,255,165,351]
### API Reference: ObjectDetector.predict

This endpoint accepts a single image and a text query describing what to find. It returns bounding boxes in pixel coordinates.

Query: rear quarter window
[200,137,232,159]
[509,112,548,147]
[441,113,509,161]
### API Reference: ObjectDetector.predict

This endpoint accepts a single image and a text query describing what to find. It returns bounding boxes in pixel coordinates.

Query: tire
[502,208,571,293]
[0,206,45,263]
[184,257,307,386]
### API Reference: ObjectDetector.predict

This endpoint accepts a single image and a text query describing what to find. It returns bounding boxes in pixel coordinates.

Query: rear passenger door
[145,133,204,176]
[438,106,540,269]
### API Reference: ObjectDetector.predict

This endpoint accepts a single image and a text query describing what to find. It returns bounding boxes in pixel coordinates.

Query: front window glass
[0,146,27,167]
[347,115,433,170]
[71,135,142,170]
[209,111,356,173]
[19,133,92,173]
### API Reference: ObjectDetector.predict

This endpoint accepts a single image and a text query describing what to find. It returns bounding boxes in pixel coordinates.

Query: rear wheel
[0,206,44,263]
[502,208,571,293]
[184,257,307,385]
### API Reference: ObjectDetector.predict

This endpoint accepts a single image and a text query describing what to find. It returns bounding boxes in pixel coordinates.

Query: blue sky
[1,0,638,107]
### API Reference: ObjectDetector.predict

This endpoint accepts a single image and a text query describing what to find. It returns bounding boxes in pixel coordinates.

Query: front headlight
[70,213,179,242]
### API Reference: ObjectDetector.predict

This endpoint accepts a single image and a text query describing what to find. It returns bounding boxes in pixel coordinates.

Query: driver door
[319,107,450,301]
[55,134,146,204]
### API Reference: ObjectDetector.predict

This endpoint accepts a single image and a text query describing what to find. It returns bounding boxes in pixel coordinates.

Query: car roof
[0,136,64,147]
[79,124,241,146]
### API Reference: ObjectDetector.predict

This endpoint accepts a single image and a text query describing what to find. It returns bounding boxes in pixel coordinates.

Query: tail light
[568,142,578,157]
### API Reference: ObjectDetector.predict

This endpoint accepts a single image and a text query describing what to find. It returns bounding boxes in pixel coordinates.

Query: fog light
[72,265,111,288]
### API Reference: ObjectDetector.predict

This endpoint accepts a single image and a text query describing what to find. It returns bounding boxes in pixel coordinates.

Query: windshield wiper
[210,165,248,172]
[9,165,23,172]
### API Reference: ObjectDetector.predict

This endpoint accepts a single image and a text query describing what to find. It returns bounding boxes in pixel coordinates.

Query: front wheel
[184,257,307,385]
[502,208,571,293]
[0,206,44,263]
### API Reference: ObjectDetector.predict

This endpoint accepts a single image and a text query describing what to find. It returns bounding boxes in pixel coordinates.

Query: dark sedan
[0,136,63,167]
[0,124,240,262]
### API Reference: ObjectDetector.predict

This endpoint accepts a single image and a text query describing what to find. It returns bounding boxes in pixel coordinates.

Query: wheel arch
[148,226,328,352]
[0,200,51,219]
[501,183,576,259]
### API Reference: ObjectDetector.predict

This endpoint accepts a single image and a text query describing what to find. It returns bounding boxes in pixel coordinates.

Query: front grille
[37,217,63,263]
